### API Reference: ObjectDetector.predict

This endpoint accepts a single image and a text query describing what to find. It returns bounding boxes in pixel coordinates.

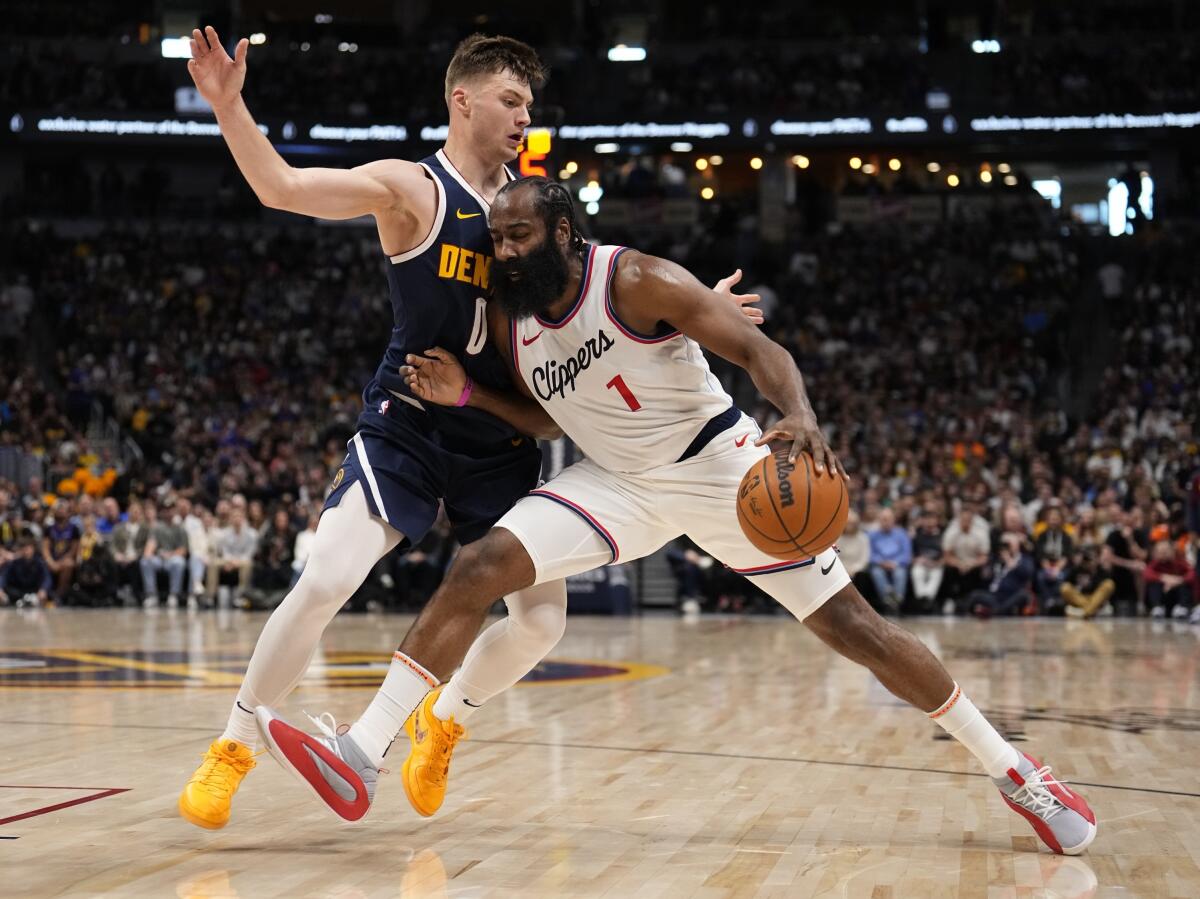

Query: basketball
[737,449,849,559]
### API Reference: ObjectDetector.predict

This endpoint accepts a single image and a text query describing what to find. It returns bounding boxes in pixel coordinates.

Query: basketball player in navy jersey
[177,27,760,829]
[263,178,1097,856]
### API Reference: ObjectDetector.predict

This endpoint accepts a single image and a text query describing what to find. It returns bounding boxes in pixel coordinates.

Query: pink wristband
[454,376,474,407]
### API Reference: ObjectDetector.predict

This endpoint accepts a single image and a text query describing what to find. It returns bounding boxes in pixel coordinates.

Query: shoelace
[430,717,467,785]
[302,712,388,774]
[1011,765,1067,820]
[195,746,258,795]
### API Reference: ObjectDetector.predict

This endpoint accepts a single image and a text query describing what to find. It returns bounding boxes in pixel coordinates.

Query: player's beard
[491,236,571,320]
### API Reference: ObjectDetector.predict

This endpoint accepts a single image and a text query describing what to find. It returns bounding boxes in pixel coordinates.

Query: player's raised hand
[712,269,763,325]
[402,348,468,406]
[187,26,249,110]
[755,413,847,481]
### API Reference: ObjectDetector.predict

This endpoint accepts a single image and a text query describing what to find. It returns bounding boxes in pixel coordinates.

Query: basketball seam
[798,475,847,557]
[796,452,814,542]
[737,489,802,549]
[760,454,808,556]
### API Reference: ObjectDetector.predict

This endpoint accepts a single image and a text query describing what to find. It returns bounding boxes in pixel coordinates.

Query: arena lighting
[578,181,603,203]
[749,157,763,170]
[970,111,1200,132]
[885,116,928,133]
[1032,179,1061,209]
[1108,179,1129,236]
[947,173,960,187]
[309,124,407,142]
[695,158,708,171]
[607,45,647,62]
[700,187,715,200]
[888,158,901,171]
[926,161,941,173]
[709,155,724,165]
[849,156,862,170]
[314,13,333,24]
[980,170,993,183]
[558,122,729,140]
[249,33,266,45]
[337,42,358,53]
[1139,173,1155,220]
[585,201,600,215]
[1003,174,1018,186]
[792,154,809,168]
[861,163,877,174]
[160,37,191,58]
[564,161,578,174]
[770,117,871,136]
[670,142,692,152]
[558,169,572,179]
[997,163,1011,173]
[594,142,619,153]
[36,114,269,138]
[971,39,1001,53]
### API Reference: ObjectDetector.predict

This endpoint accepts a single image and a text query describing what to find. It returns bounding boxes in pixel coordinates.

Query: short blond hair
[444,33,547,105]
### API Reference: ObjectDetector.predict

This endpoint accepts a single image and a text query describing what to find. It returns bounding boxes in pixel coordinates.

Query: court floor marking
[1,717,1193,801]
[0,785,131,827]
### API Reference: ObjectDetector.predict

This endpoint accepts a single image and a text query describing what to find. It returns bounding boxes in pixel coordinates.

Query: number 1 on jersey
[605,374,642,412]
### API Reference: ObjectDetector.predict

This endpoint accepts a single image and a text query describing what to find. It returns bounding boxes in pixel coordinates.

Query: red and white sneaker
[255,707,379,822]
[995,752,1097,855]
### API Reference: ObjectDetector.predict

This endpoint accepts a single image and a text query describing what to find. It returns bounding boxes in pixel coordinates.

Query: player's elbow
[257,171,299,211]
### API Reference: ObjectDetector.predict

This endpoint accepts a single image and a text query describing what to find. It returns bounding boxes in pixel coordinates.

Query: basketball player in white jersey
[259,178,1097,856]
[177,28,760,830]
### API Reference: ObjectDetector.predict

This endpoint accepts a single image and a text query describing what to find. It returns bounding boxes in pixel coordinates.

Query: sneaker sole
[254,707,370,823]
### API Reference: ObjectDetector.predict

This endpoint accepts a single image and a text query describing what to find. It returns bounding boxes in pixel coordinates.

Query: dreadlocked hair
[499,176,587,252]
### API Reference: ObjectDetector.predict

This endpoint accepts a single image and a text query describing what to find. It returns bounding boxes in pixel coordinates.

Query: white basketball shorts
[496,413,850,621]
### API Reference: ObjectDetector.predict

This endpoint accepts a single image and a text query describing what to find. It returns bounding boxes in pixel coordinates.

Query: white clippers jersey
[510,244,734,474]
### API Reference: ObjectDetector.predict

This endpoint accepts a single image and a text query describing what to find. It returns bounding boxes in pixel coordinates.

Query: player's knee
[512,598,567,648]
[291,556,357,610]
[446,534,534,609]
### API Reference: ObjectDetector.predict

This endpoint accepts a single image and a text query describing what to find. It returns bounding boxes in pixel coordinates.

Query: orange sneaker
[401,687,467,817]
[178,739,257,830]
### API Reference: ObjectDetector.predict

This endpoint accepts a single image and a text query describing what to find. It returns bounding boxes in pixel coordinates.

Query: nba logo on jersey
[379,399,391,415]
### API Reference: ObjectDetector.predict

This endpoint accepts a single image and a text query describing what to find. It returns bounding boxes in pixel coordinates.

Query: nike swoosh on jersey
[522,331,544,346]
[734,434,750,447]
[821,560,836,575]
[456,209,482,220]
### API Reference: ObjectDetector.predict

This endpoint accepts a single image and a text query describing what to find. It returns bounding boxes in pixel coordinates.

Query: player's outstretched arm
[187,25,410,220]
[615,252,845,479]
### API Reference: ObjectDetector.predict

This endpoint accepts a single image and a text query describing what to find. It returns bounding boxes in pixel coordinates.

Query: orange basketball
[737,449,849,560]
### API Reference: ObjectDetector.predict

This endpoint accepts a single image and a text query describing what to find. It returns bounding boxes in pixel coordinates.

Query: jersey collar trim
[534,244,596,329]
[435,148,504,214]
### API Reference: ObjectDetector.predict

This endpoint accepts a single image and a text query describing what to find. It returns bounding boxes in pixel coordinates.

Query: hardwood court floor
[2,607,1198,898]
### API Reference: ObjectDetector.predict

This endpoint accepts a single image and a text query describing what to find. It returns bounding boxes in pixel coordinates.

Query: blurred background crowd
[1,0,1197,617]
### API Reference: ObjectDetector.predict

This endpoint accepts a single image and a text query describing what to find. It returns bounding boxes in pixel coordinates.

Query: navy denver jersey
[369,148,519,449]
[325,149,541,548]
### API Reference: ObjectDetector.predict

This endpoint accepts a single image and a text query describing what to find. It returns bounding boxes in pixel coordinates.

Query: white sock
[220,699,260,750]
[432,678,484,724]
[348,651,438,767]
[928,683,1021,778]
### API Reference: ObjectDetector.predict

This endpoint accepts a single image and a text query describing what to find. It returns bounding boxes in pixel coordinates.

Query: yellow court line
[45,650,245,686]
[0,666,110,675]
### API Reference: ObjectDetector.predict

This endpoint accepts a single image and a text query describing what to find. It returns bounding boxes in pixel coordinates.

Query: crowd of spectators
[662,211,1199,619]
[1,176,1197,619]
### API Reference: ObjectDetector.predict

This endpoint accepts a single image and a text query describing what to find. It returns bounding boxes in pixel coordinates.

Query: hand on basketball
[401,348,468,406]
[712,269,764,326]
[755,413,847,481]
[187,26,249,110]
